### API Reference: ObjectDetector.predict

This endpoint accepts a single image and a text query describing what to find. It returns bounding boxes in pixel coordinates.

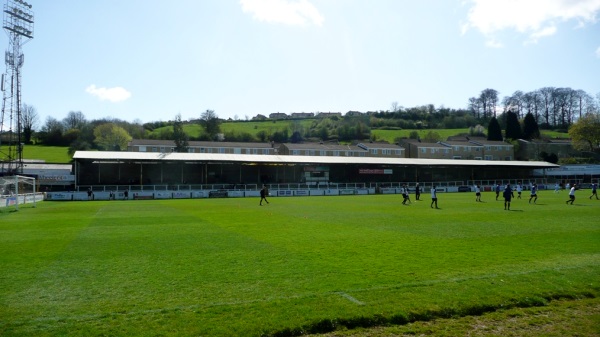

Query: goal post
[0,175,43,210]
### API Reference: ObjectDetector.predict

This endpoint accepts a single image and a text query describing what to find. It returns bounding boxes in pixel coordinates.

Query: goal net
[0,175,42,210]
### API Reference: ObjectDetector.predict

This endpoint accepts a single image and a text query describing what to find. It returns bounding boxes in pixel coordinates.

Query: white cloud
[462,0,600,45]
[485,39,503,48]
[85,85,131,102]
[596,46,600,58]
[240,0,324,26]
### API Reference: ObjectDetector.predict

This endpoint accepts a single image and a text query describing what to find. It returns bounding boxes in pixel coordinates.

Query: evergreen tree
[522,112,540,140]
[505,111,522,140]
[487,117,503,141]
[173,114,189,152]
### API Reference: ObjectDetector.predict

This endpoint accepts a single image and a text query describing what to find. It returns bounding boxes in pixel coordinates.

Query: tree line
[469,87,597,129]
[11,86,600,157]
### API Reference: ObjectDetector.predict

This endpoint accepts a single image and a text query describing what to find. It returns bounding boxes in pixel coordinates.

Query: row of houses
[268,112,344,119]
[127,137,516,161]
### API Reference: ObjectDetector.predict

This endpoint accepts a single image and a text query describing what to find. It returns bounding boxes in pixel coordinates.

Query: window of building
[371,149,378,155]
[485,155,493,160]
[334,151,340,156]
[152,147,158,152]
[292,150,299,155]
[420,148,427,154]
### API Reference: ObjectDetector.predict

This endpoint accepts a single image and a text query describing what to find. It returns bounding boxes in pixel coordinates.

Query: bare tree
[63,111,86,130]
[21,104,39,143]
[468,97,482,119]
[538,87,555,126]
[479,88,498,119]
[522,91,541,122]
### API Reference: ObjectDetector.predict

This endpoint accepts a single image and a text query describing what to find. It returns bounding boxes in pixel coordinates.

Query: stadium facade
[72,151,558,190]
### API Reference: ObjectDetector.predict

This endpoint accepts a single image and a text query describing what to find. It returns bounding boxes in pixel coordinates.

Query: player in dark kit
[590,183,598,200]
[260,184,269,205]
[503,184,514,210]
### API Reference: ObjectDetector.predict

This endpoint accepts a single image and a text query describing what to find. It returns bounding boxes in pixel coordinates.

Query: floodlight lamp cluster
[11,5,33,20]
[3,0,34,38]
[13,0,30,9]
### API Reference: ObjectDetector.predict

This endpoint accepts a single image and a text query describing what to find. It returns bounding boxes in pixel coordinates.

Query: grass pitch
[1,191,598,336]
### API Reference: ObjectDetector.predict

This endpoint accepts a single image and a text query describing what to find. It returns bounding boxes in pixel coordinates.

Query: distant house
[399,139,453,159]
[269,112,288,119]
[516,139,578,161]
[401,137,514,161]
[278,143,368,157]
[316,112,342,118]
[345,111,364,117]
[469,140,514,161]
[290,112,314,119]
[438,141,483,160]
[128,139,277,155]
[357,142,405,158]
[252,114,268,121]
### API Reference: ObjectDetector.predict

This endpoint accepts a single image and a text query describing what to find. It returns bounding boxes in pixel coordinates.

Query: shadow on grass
[268,292,598,337]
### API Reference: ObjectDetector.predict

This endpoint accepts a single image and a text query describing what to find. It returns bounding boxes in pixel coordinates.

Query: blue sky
[5,0,600,126]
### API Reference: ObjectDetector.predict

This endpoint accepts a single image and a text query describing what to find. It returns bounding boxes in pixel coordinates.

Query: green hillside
[147,120,569,143]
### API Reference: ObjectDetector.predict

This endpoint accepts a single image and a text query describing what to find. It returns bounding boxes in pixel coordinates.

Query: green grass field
[1,191,598,336]
[371,129,569,143]
[20,145,71,163]
[371,128,471,143]
[147,120,315,140]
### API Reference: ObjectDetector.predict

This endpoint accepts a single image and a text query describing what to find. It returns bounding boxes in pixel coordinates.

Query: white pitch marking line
[336,291,365,305]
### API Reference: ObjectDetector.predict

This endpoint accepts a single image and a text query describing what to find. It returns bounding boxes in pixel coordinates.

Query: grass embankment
[1,192,598,336]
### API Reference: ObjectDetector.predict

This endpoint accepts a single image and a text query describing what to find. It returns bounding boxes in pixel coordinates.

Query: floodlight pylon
[0,0,33,175]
